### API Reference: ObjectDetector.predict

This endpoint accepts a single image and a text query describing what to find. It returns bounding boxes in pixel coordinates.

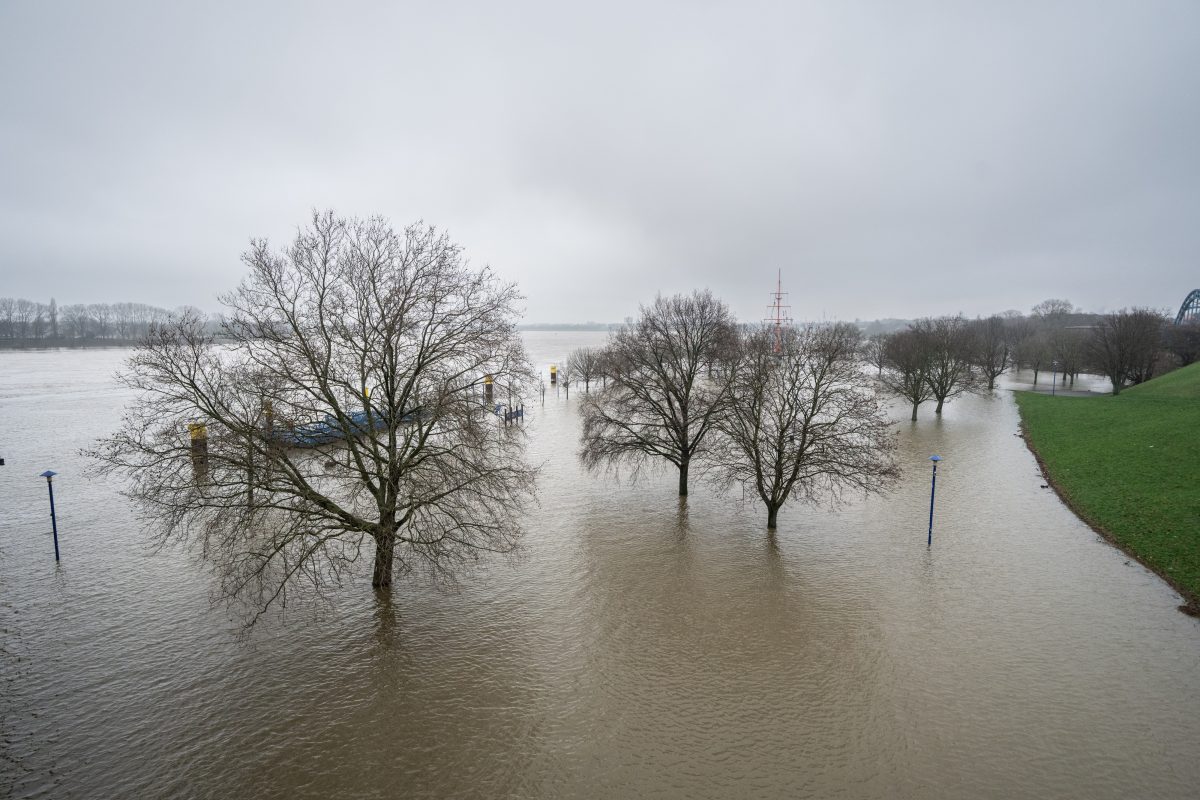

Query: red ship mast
[764,269,792,354]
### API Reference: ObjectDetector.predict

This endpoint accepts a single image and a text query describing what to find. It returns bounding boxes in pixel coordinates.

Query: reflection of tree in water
[371,591,400,654]
[673,495,689,539]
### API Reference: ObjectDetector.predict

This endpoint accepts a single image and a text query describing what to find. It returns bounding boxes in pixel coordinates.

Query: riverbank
[1015,363,1200,614]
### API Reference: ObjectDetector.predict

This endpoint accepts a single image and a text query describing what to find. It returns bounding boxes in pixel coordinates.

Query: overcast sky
[1,1,1197,323]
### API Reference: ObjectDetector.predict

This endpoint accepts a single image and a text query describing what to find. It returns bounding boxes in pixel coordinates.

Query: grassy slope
[1015,363,1200,609]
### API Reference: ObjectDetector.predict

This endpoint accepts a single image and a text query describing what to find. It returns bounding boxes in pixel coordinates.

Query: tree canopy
[91,211,536,619]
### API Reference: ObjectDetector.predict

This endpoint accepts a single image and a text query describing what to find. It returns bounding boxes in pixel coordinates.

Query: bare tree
[1165,323,1200,367]
[579,290,737,496]
[89,211,536,618]
[968,316,1010,390]
[880,328,933,421]
[1086,308,1165,395]
[61,304,91,338]
[1029,298,1087,386]
[567,347,602,391]
[112,302,136,339]
[557,361,572,398]
[1124,311,1168,386]
[709,324,899,530]
[1049,325,1087,387]
[861,332,888,377]
[14,299,35,338]
[30,303,47,339]
[1032,298,1076,318]
[915,316,980,413]
[88,303,112,338]
[0,297,14,338]
[48,297,58,339]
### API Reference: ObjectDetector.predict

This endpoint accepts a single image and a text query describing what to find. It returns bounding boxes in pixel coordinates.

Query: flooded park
[2,331,1199,799]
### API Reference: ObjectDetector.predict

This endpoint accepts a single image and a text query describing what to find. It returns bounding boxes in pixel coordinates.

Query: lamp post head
[40,470,57,479]
[929,455,942,463]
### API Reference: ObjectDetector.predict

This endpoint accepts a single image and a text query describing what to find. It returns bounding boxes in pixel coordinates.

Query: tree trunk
[767,504,779,530]
[910,402,919,421]
[935,397,945,414]
[987,376,996,390]
[678,459,689,496]
[372,528,396,589]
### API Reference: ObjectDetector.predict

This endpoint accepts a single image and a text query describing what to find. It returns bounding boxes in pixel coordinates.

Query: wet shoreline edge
[1015,415,1200,617]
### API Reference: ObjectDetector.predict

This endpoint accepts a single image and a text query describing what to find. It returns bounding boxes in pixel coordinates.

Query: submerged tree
[916,316,981,413]
[709,324,899,529]
[567,347,603,391]
[1049,325,1088,388]
[579,290,737,496]
[861,332,889,377]
[90,211,536,617]
[880,327,933,421]
[557,361,572,398]
[968,315,1011,390]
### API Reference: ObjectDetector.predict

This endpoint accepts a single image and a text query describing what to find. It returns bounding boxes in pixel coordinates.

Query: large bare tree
[90,211,536,616]
[709,324,899,530]
[579,290,736,496]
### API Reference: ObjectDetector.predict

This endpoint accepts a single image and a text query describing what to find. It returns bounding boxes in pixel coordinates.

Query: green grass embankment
[1015,363,1200,613]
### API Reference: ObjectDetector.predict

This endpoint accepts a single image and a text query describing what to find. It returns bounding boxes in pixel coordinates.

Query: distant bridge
[1177,289,1200,325]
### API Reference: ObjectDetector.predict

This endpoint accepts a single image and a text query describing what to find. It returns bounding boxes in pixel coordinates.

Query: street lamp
[927,455,942,547]
[40,470,60,561]
[1051,360,1058,396]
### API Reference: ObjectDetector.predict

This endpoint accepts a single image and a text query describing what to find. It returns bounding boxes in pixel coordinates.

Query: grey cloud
[1,1,1197,322]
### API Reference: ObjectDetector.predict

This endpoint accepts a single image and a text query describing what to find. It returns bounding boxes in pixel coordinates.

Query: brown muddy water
[1,332,1198,799]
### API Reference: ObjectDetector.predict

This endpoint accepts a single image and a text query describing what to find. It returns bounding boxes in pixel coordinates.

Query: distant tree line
[0,296,211,342]
[864,299,1198,413]
[563,293,1198,528]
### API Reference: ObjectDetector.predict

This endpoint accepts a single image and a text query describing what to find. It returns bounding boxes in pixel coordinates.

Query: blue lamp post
[927,456,942,547]
[40,470,60,561]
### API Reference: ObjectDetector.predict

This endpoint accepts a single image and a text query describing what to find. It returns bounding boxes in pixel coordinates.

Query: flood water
[2,333,1198,799]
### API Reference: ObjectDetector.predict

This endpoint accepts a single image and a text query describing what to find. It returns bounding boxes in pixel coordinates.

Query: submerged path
[1016,362,1200,614]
